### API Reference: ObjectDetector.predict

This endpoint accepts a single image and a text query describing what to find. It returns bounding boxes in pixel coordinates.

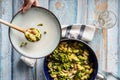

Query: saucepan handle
[96,72,106,80]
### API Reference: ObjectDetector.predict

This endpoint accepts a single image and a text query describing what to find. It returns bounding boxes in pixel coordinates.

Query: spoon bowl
[25,28,41,42]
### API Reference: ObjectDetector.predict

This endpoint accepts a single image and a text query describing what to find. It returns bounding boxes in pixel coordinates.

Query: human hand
[20,0,39,12]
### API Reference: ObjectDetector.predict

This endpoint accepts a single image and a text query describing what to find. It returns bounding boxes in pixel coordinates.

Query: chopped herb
[20,42,28,47]
[37,23,43,26]
[44,31,47,34]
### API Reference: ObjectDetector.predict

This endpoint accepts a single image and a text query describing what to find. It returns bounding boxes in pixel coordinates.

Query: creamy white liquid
[10,7,61,58]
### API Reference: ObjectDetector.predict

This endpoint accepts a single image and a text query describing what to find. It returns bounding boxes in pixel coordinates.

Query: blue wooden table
[0,0,120,80]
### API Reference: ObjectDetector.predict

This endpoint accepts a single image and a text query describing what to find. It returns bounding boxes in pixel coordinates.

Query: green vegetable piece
[44,31,47,34]
[20,42,27,47]
[37,23,43,26]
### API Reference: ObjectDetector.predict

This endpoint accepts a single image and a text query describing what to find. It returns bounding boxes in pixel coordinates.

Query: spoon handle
[0,19,25,33]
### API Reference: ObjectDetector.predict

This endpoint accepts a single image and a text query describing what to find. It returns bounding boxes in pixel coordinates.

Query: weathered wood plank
[0,0,118,80]
[88,1,119,80]
[107,0,118,80]
[39,0,49,9]
[118,0,120,78]
[48,0,77,25]
[36,58,45,80]
[88,0,118,80]
[87,0,95,25]
[0,0,13,80]
[77,0,88,24]
[12,0,24,14]
[87,0,105,72]
[87,2,118,80]
[107,0,118,68]
[0,1,2,78]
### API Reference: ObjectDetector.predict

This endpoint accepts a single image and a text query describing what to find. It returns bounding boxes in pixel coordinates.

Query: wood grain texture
[0,0,13,80]
[0,2,2,79]
[38,0,49,9]
[10,0,120,80]
[107,0,118,80]
[87,0,101,61]
[102,29,107,70]
[48,0,77,25]
[12,0,24,14]
[0,0,119,80]
[77,0,88,24]
[87,0,106,72]
[87,0,95,25]
[118,0,120,78]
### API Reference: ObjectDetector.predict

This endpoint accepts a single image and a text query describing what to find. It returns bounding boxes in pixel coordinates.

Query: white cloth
[20,24,96,67]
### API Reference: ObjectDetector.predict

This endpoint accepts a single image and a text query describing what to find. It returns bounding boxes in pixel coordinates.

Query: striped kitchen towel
[62,24,96,41]
[20,24,96,67]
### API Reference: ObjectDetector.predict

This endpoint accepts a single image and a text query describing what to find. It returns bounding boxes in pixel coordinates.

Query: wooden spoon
[0,19,41,42]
